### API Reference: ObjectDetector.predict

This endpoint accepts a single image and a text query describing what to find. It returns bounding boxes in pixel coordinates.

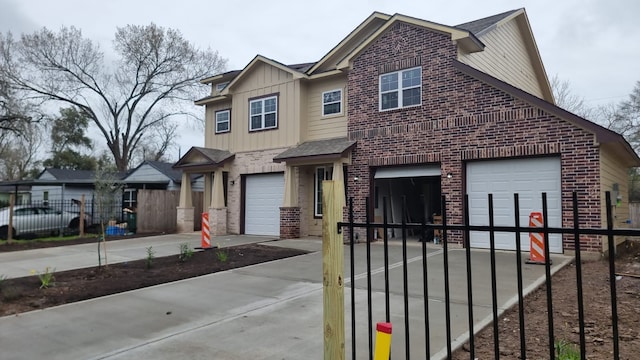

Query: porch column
[282,165,298,207]
[332,161,345,210]
[176,172,194,233]
[280,165,300,238]
[209,168,227,235]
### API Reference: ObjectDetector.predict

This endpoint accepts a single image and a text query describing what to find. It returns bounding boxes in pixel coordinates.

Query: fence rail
[336,191,632,360]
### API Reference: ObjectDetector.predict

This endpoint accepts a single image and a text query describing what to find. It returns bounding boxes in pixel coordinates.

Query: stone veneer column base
[209,207,228,236]
[176,207,195,233]
[280,207,301,239]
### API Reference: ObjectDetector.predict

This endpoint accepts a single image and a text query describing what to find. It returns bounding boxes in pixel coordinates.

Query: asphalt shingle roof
[274,138,356,162]
[455,9,520,36]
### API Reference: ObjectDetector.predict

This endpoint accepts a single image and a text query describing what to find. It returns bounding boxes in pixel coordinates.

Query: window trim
[248,94,278,132]
[215,109,231,134]
[216,82,229,92]
[314,166,333,218]
[123,188,137,209]
[321,89,343,117]
[378,66,422,111]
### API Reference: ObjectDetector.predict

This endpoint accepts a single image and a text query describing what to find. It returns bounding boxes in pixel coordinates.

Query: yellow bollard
[373,322,392,360]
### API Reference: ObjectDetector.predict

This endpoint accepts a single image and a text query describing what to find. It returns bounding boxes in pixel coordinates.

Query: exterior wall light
[446,173,453,179]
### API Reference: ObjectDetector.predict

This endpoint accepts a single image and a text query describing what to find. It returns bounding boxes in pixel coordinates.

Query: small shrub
[145,246,155,269]
[216,246,229,263]
[178,243,194,262]
[32,267,56,289]
[556,340,580,360]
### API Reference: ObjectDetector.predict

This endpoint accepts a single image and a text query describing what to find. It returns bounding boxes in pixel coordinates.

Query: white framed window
[215,109,230,133]
[216,82,229,92]
[249,95,278,131]
[314,166,334,217]
[123,189,137,209]
[379,66,422,111]
[322,89,342,116]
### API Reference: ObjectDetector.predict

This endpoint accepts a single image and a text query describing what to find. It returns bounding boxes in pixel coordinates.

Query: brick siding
[280,206,301,238]
[346,22,602,251]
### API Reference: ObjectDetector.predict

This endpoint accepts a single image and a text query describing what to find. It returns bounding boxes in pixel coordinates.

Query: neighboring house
[174,9,639,254]
[31,168,97,204]
[122,160,204,209]
[0,185,31,206]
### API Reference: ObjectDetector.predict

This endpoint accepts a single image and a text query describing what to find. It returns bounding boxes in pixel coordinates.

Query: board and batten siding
[207,62,303,153]
[600,146,631,250]
[458,18,544,99]
[305,76,348,141]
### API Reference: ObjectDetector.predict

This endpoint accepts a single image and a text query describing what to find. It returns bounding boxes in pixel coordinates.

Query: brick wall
[280,206,301,238]
[346,22,602,251]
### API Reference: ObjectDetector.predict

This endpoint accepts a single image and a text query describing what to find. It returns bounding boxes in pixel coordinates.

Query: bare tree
[550,74,593,118]
[0,121,43,180]
[0,25,226,171]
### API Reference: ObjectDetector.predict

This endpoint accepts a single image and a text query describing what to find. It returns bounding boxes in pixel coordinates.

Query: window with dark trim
[249,95,278,131]
[322,89,342,116]
[379,66,422,110]
[215,109,230,133]
[315,166,333,217]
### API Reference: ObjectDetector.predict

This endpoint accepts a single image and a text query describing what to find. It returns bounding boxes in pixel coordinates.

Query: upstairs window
[379,67,422,111]
[249,95,278,131]
[215,109,230,133]
[216,82,229,92]
[322,89,342,116]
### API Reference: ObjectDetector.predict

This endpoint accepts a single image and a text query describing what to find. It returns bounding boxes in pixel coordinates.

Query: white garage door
[245,173,284,236]
[467,157,562,253]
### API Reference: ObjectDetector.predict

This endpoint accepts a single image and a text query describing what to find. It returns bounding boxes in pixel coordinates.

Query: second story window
[322,89,342,116]
[216,82,229,92]
[215,109,230,133]
[249,95,278,131]
[379,67,421,111]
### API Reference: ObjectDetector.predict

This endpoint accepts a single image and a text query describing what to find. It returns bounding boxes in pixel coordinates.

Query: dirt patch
[453,245,640,360]
[0,244,308,316]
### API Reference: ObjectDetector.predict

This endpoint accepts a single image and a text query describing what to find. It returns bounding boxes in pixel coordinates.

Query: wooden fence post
[322,180,345,360]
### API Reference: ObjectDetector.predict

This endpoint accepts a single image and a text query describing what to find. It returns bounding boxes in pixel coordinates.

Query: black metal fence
[339,191,636,359]
[0,199,125,240]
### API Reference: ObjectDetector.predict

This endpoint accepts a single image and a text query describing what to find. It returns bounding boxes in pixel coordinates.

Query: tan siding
[600,146,631,251]
[205,62,303,152]
[458,19,544,98]
[305,76,348,141]
[204,101,233,150]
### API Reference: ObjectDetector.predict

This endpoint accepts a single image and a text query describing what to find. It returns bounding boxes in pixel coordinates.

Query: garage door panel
[245,173,284,236]
[467,158,562,253]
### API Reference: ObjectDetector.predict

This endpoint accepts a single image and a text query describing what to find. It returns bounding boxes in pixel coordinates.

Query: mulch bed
[0,243,308,316]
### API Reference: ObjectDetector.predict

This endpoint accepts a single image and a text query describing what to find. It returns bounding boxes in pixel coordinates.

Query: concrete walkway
[0,235,572,359]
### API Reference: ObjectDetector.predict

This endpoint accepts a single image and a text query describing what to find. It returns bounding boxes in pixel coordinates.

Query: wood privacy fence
[630,203,640,228]
[137,190,203,233]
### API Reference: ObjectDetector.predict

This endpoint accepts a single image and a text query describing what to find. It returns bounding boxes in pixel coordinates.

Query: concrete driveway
[0,235,571,359]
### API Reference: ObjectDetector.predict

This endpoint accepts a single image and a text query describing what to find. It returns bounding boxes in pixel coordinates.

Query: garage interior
[373,166,442,239]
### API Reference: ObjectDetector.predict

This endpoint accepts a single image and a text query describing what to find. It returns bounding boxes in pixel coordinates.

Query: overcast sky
[1,0,638,159]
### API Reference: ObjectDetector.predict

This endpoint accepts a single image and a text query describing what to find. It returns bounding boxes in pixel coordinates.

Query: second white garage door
[245,173,284,236]
[467,157,563,253]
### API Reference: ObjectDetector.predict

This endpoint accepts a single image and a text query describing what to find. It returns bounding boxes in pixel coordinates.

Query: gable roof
[39,168,95,181]
[455,9,520,36]
[453,60,640,167]
[173,147,235,172]
[333,13,484,71]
